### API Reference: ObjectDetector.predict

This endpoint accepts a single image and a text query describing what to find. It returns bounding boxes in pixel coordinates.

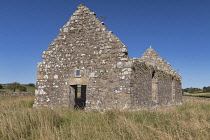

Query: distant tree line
[27,83,35,87]
[183,86,210,93]
[203,86,210,92]
[0,82,35,92]
[182,87,202,93]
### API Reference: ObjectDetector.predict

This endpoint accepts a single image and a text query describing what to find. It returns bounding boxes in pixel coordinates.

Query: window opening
[152,71,155,78]
[75,69,81,77]
[172,77,176,101]
[152,71,158,102]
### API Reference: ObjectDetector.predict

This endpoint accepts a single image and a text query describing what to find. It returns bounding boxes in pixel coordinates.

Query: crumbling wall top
[139,46,181,80]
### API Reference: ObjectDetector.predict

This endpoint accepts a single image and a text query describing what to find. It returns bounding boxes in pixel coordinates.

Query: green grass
[0,88,11,92]
[184,92,210,98]
[0,86,35,92]
[1,95,210,140]
[26,86,36,92]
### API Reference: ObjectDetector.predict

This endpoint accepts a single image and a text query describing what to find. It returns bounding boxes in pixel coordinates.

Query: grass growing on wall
[0,95,210,140]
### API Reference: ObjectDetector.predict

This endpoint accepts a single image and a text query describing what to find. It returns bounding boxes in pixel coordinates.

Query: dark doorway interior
[71,85,86,109]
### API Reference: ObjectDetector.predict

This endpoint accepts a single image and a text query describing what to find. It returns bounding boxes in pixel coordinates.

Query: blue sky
[0,0,210,88]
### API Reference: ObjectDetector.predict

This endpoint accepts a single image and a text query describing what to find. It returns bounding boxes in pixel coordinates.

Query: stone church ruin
[33,4,182,110]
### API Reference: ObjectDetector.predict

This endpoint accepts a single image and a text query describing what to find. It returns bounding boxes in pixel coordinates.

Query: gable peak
[145,46,156,53]
[77,4,87,9]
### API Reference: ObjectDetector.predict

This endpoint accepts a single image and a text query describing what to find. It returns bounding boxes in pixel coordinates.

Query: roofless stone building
[33,4,182,110]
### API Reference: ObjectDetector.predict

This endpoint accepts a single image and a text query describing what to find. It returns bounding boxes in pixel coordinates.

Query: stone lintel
[69,78,89,85]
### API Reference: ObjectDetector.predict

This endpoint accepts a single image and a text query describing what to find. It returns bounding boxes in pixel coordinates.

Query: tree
[18,85,27,92]
[203,87,207,92]
[7,82,21,92]
[203,86,210,92]
[28,83,35,87]
[0,84,3,89]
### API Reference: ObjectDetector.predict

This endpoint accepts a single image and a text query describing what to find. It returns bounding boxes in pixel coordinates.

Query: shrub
[0,84,3,89]
[203,86,210,92]
[18,85,27,92]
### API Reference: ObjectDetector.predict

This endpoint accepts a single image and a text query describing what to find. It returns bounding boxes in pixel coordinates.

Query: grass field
[0,86,36,92]
[0,88,10,92]
[0,95,210,140]
[184,92,210,98]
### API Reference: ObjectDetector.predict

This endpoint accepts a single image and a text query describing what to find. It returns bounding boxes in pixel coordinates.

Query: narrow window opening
[152,71,155,78]
[75,69,81,77]
[172,77,176,102]
[152,71,158,102]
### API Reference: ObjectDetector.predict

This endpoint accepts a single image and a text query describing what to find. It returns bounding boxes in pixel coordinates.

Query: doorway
[71,85,86,109]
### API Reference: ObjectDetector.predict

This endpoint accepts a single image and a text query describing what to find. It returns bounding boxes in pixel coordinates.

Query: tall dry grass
[0,95,210,140]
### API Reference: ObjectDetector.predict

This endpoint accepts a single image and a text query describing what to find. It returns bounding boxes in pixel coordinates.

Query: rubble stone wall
[130,60,182,110]
[34,4,182,110]
[34,4,132,109]
[130,61,153,109]
[140,47,181,79]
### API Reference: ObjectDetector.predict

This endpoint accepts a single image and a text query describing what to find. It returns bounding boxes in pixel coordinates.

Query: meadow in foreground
[0,95,210,140]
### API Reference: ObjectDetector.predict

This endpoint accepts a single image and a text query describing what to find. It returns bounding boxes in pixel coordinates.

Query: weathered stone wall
[140,47,181,79]
[155,71,180,108]
[130,61,153,109]
[34,4,132,110]
[137,46,182,109]
[130,59,182,110]
[174,79,182,105]
[34,4,182,110]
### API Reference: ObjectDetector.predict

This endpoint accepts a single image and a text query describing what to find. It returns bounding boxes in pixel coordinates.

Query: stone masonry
[33,4,182,110]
